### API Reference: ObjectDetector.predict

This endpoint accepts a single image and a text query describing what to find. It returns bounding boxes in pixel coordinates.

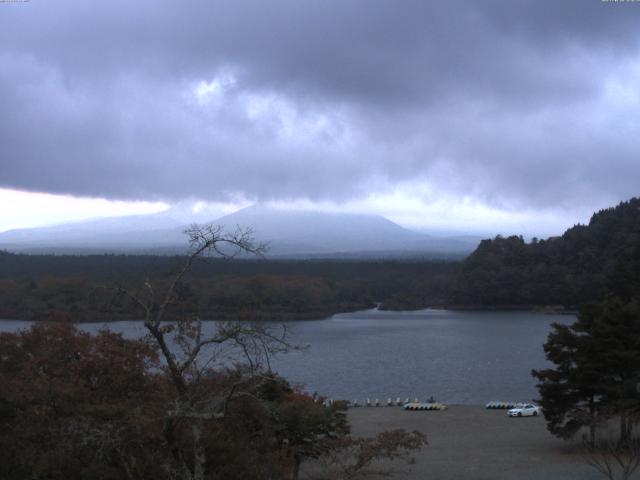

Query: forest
[1,197,638,321]
[0,253,455,321]
[450,197,640,308]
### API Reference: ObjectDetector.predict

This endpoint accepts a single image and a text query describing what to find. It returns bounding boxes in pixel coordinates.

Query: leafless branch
[583,435,640,480]
[100,223,293,480]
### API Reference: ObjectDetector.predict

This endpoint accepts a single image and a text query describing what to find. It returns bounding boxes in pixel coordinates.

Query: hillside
[0,210,187,252]
[450,197,640,307]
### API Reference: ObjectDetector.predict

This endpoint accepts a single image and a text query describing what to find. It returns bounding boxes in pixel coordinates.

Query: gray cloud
[1,0,640,215]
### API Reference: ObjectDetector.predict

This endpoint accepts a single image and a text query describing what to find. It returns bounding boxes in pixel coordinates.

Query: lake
[0,308,574,405]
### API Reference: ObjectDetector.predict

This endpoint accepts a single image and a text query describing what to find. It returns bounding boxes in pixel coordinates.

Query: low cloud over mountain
[0,206,479,258]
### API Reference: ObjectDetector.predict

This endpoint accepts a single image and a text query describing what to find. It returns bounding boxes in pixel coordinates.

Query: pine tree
[533,297,640,445]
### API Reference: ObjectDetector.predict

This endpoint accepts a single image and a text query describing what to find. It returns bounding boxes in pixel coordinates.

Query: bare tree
[583,433,640,480]
[115,224,292,480]
[109,224,428,480]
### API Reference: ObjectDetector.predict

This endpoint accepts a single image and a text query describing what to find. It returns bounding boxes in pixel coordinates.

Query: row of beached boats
[321,398,531,411]
[485,401,532,409]
[347,397,447,410]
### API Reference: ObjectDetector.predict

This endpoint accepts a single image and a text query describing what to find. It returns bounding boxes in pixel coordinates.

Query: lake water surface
[0,309,574,405]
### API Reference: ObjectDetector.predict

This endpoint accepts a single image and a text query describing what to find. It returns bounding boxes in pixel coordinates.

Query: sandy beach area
[347,406,613,480]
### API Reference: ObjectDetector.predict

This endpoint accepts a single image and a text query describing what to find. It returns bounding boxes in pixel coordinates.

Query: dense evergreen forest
[451,197,640,308]
[1,197,638,321]
[0,253,455,321]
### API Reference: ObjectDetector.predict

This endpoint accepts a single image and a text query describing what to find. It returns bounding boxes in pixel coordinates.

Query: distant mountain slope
[0,211,187,252]
[206,206,477,256]
[451,197,640,307]
[216,206,411,253]
[0,205,479,257]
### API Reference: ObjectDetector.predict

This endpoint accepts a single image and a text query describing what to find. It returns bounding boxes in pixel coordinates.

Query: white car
[507,404,540,417]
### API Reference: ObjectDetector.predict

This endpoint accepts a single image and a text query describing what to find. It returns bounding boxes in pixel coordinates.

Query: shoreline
[347,405,599,480]
[1,303,578,324]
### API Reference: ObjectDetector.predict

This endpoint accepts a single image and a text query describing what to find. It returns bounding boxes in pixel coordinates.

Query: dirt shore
[347,406,612,480]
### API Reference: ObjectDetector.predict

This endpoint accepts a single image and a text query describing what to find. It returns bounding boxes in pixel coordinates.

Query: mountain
[213,206,476,256]
[0,210,186,253]
[450,197,640,307]
[0,205,480,258]
[0,202,234,254]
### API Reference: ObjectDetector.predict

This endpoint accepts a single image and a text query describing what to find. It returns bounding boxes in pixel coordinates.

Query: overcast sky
[1,0,639,235]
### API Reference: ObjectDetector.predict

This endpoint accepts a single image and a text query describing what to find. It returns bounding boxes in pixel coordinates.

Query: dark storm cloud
[1,0,639,211]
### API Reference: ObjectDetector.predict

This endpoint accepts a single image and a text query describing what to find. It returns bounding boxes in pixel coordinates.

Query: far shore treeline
[1,197,638,322]
[0,255,454,321]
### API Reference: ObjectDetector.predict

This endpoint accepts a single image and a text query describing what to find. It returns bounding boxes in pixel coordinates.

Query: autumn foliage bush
[0,322,425,480]
[0,323,167,479]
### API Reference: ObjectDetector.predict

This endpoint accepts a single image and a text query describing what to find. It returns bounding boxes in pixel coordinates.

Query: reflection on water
[0,308,573,404]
